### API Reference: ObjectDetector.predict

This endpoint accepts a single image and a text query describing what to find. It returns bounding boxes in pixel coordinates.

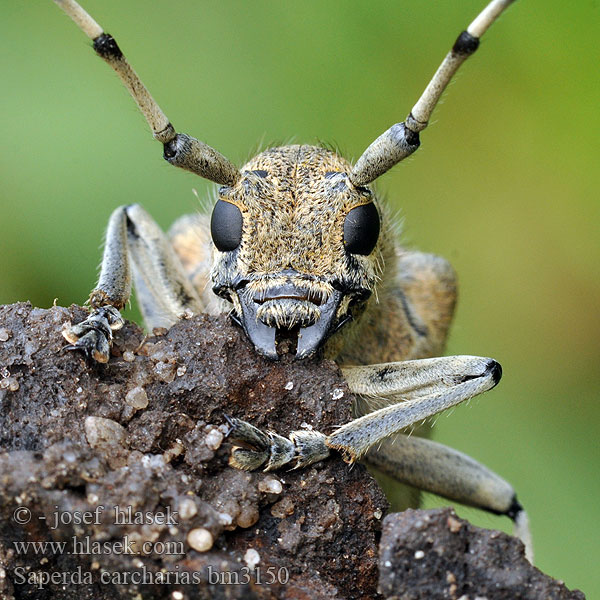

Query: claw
[225,415,270,450]
[229,447,270,471]
[225,416,330,472]
[62,306,124,363]
[225,416,273,470]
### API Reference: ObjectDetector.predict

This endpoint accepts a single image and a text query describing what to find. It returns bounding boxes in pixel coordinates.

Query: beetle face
[210,145,384,359]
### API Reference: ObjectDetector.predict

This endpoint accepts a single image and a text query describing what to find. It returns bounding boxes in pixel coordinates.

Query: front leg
[228,355,499,467]
[227,354,532,559]
[331,355,501,460]
[62,206,131,362]
[63,204,203,362]
[226,416,330,472]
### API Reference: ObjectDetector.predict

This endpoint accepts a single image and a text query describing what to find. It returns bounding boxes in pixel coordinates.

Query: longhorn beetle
[54,0,533,559]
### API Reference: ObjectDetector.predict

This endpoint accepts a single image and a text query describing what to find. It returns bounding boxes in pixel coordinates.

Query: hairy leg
[63,204,203,361]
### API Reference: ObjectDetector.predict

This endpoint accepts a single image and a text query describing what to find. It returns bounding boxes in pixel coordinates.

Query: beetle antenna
[350,0,515,186]
[53,0,240,186]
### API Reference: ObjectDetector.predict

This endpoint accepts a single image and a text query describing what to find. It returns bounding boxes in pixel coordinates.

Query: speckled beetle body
[54,0,532,560]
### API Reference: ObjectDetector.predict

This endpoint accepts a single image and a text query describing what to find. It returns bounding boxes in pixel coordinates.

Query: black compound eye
[210,199,243,252]
[343,202,380,255]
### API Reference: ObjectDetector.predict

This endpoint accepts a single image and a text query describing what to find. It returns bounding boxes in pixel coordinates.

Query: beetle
[53,0,532,559]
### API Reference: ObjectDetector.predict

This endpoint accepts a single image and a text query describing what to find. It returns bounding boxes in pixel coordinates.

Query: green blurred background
[1,1,598,595]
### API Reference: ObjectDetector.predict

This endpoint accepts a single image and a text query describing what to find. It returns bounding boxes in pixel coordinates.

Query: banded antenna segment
[53,0,240,186]
[350,0,515,187]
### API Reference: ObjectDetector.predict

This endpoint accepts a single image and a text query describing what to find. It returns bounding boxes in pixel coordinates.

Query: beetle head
[210,145,384,359]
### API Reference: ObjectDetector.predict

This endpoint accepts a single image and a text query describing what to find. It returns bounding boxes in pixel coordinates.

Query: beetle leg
[63,204,203,362]
[226,417,330,472]
[227,355,532,559]
[365,435,533,561]
[331,355,501,460]
[226,356,499,469]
